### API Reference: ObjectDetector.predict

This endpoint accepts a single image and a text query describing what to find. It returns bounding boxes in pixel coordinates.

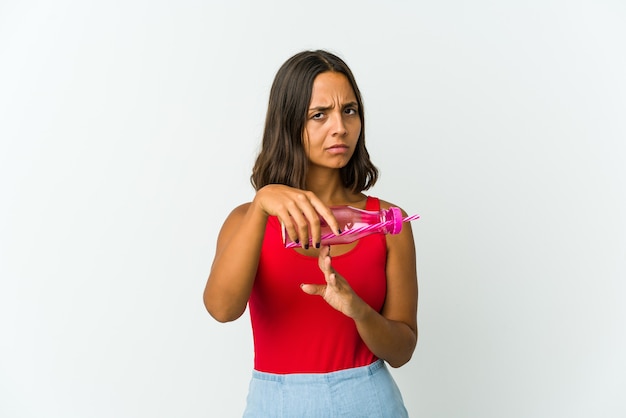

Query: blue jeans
[243,360,408,417]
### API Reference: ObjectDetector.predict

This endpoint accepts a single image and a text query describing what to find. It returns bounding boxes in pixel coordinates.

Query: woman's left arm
[301,205,418,368]
[355,207,418,367]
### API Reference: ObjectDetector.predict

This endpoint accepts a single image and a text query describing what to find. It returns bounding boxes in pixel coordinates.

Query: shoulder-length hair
[250,50,378,192]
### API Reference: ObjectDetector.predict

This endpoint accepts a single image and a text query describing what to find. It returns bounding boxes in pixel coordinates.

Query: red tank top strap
[365,196,380,210]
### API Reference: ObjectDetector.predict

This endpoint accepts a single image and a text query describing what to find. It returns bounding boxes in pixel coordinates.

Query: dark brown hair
[250,50,378,192]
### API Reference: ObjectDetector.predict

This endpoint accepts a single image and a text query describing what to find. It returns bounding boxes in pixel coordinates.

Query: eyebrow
[308,101,359,112]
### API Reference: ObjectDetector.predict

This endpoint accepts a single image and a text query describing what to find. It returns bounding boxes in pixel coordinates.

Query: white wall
[1,1,624,417]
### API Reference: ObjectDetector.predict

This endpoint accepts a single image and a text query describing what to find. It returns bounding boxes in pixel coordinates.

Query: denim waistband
[251,359,385,384]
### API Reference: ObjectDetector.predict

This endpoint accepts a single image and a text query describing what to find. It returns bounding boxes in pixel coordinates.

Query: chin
[331,160,350,169]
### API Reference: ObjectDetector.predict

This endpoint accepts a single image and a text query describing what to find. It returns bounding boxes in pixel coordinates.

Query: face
[303,71,361,170]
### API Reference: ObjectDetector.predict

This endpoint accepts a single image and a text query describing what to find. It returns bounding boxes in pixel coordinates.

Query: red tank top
[249,196,387,374]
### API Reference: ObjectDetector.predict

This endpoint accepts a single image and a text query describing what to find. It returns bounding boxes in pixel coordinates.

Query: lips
[326,144,350,155]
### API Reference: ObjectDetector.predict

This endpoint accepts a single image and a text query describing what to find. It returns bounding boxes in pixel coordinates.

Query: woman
[204,50,418,417]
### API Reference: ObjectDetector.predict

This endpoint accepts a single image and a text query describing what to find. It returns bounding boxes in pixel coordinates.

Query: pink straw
[285,214,420,249]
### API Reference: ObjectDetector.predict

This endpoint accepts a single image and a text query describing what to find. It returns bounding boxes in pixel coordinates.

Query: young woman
[204,50,418,417]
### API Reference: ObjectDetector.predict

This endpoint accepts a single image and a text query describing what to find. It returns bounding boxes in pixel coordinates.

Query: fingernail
[304,243,309,250]
[337,228,342,234]
[295,238,300,244]
[315,242,320,249]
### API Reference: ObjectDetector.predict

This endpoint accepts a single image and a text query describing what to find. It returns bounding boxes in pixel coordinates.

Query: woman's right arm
[203,185,340,322]
[203,200,268,322]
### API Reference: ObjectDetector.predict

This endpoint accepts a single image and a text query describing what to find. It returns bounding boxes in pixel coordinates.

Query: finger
[318,245,331,270]
[278,216,298,246]
[271,195,307,245]
[326,272,337,287]
[283,201,312,249]
[324,256,332,273]
[295,194,322,248]
[309,198,341,236]
[300,283,326,296]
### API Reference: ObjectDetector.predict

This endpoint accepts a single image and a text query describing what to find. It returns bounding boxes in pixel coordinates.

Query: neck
[305,167,363,206]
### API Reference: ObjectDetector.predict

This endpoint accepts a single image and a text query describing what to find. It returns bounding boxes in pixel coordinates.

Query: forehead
[309,72,357,104]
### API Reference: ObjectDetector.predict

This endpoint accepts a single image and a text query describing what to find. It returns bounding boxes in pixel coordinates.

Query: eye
[344,107,358,116]
[311,112,325,120]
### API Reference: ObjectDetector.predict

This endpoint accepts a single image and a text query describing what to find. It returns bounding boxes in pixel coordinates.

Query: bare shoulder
[376,197,415,247]
[377,198,409,216]
[229,202,252,218]
[217,202,252,236]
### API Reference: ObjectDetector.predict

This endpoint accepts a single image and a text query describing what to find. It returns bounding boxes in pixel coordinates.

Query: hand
[253,185,340,248]
[300,246,368,319]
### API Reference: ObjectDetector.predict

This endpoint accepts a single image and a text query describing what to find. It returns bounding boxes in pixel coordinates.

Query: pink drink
[282,206,404,248]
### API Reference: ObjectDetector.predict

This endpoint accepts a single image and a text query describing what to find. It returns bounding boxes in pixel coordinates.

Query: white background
[1,1,625,417]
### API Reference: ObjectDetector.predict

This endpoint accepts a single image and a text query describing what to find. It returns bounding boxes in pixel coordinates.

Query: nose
[331,111,348,136]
